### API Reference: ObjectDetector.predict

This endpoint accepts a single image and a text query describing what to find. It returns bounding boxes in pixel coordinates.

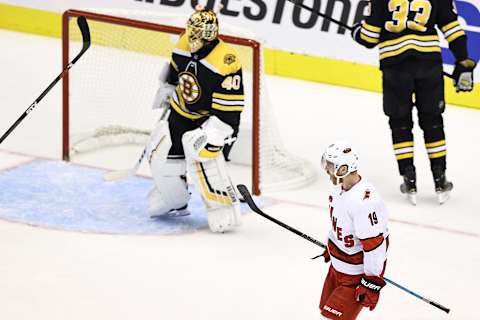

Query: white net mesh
[65,9,316,193]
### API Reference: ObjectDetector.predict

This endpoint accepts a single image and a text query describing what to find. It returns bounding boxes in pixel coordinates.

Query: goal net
[62,9,316,195]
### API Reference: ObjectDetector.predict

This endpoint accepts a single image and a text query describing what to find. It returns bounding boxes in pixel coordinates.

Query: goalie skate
[150,203,191,218]
[164,205,191,218]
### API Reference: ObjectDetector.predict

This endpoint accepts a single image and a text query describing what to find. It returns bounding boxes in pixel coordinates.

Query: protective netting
[64,9,316,193]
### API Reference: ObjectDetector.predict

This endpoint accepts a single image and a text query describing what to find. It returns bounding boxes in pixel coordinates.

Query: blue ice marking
[0,160,252,235]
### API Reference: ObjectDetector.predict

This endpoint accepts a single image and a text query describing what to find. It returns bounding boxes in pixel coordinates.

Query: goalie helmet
[321,140,359,179]
[186,5,219,53]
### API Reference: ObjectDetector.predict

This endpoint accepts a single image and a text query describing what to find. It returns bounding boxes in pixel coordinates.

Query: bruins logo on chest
[178,71,201,104]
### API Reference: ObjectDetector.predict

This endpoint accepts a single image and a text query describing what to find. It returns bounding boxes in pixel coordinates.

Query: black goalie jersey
[354,0,468,68]
[166,33,244,131]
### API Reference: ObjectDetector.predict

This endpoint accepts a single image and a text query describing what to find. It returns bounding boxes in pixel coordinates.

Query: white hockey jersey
[327,177,389,276]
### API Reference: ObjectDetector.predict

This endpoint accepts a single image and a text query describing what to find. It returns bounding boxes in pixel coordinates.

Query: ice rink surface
[1,29,479,320]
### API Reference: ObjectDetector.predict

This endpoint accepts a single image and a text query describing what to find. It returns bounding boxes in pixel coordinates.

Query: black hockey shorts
[382,59,445,120]
[167,109,207,158]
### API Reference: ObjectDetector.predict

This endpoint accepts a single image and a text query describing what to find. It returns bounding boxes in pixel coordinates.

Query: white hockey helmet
[321,141,359,178]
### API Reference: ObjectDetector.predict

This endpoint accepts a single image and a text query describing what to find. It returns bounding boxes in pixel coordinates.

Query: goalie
[146,5,243,233]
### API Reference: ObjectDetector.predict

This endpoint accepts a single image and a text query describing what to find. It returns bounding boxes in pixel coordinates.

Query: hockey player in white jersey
[318,141,389,320]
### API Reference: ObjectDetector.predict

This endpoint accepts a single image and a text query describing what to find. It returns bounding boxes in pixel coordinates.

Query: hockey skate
[150,204,191,218]
[400,168,417,205]
[164,204,191,218]
[148,187,191,218]
[433,169,453,205]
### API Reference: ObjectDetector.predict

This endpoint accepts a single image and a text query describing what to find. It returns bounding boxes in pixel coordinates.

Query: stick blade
[236,184,262,214]
[104,169,132,182]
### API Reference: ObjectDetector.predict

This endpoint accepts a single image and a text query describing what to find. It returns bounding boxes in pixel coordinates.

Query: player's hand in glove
[350,23,362,44]
[152,62,176,110]
[152,82,175,110]
[453,58,476,92]
[355,275,386,310]
[311,248,330,263]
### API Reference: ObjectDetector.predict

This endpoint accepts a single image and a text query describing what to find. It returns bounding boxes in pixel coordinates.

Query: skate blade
[150,209,190,219]
[166,209,191,217]
[436,191,450,205]
[407,193,417,206]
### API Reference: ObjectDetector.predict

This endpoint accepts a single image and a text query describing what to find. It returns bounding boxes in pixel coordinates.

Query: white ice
[0,29,479,320]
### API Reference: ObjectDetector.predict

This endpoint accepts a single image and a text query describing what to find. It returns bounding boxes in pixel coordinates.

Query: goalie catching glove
[182,115,234,162]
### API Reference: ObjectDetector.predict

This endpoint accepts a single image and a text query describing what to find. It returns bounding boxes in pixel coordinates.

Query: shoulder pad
[202,40,242,76]
[173,33,190,54]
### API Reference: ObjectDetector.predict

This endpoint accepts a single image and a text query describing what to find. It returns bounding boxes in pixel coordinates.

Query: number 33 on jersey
[355,0,466,68]
[327,178,390,276]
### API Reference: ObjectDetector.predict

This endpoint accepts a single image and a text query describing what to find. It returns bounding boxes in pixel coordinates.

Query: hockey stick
[286,0,456,79]
[236,184,450,314]
[0,16,91,145]
[286,0,352,31]
[103,107,171,181]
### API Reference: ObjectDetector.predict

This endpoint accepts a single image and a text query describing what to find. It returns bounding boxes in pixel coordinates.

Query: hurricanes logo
[179,72,201,104]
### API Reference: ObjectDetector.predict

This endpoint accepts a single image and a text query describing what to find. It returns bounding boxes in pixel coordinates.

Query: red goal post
[62,9,316,196]
[62,9,262,194]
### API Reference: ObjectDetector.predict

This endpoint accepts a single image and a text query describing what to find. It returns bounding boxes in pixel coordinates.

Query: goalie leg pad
[149,158,190,217]
[187,156,241,232]
[147,119,172,163]
[148,120,189,217]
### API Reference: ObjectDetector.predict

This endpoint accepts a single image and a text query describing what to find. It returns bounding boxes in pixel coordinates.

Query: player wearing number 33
[146,5,244,232]
[351,0,476,205]
[318,141,389,320]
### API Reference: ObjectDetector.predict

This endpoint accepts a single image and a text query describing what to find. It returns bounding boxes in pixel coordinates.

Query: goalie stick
[103,107,170,182]
[0,16,91,145]
[236,184,450,314]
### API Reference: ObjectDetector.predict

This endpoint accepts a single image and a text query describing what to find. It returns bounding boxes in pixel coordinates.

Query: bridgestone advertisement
[3,0,480,77]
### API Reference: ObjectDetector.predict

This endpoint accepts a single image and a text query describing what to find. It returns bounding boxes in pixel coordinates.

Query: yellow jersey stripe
[212,103,244,112]
[446,30,466,42]
[212,92,245,100]
[170,99,204,120]
[362,22,381,33]
[441,20,460,33]
[393,141,414,149]
[380,44,441,60]
[171,60,179,71]
[396,153,414,160]
[379,34,439,49]
[425,140,446,148]
[428,151,447,159]
[360,33,380,44]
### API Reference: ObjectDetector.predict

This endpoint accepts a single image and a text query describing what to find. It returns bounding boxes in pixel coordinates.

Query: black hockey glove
[452,58,476,92]
[351,23,362,44]
[311,248,330,263]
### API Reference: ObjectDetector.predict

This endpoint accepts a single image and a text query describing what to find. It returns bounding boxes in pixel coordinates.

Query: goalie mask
[321,141,359,182]
[186,6,219,53]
